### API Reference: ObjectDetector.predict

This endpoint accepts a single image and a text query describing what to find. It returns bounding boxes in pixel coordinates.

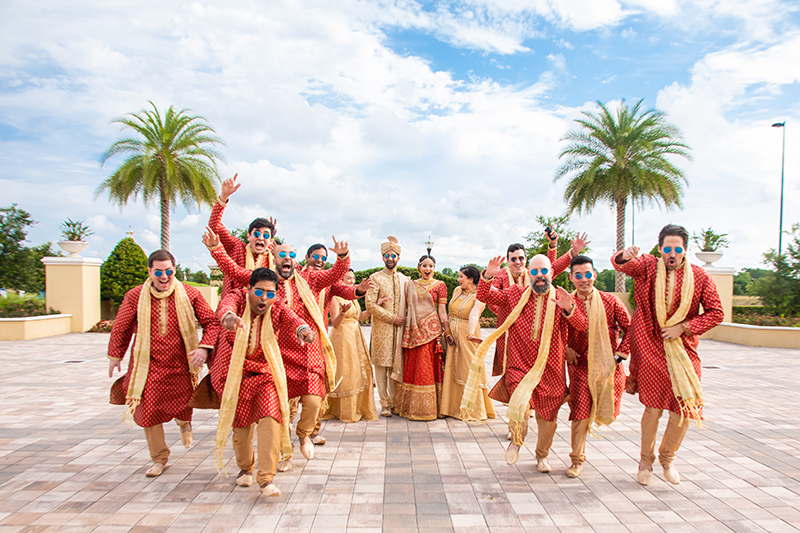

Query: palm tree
[98,102,224,251]
[554,99,691,291]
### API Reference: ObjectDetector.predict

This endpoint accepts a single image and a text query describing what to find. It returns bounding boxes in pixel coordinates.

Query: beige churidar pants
[374,365,396,408]
[517,410,558,460]
[231,417,281,486]
[143,419,190,465]
[569,419,591,465]
[640,406,690,466]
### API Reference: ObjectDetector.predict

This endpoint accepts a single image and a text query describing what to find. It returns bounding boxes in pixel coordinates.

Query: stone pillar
[41,256,102,332]
[704,266,734,323]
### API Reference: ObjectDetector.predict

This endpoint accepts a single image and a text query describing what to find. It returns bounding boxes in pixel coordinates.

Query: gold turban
[381,236,401,255]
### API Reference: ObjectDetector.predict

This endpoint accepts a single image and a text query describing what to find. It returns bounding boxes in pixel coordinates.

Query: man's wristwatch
[614,354,625,364]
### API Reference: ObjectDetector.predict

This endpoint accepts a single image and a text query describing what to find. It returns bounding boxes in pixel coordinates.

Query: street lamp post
[425,236,434,256]
[772,121,786,257]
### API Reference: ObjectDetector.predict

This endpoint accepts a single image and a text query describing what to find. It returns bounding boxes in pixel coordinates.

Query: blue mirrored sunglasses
[278,251,297,259]
[251,230,271,239]
[662,246,684,254]
[154,269,174,278]
[573,272,593,280]
[384,253,398,259]
[253,288,276,299]
[530,268,549,276]
[312,254,327,262]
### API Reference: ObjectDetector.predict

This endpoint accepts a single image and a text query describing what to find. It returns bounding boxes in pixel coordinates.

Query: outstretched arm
[205,227,252,288]
[611,247,648,278]
[477,256,510,309]
[107,288,138,377]
[311,236,351,289]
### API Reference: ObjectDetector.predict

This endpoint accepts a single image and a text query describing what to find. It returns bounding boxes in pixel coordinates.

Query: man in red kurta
[205,233,351,469]
[612,224,723,485]
[212,268,313,496]
[208,174,277,300]
[108,250,219,477]
[478,253,586,473]
[564,255,630,478]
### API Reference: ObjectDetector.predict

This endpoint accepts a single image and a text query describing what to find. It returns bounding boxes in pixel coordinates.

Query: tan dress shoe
[180,429,193,449]
[663,464,680,485]
[277,458,293,472]
[236,470,254,487]
[310,433,326,445]
[637,467,653,485]
[259,482,281,497]
[380,408,393,417]
[145,463,165,477]
[566,464,582,478]
[299,438,314,460]
[537,458,552,473]
[505,443,520,465]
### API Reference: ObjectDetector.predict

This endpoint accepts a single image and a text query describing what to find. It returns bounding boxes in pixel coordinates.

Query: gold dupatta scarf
[286,271,339,395]
[500,267,525,374]
[402,279,442,349]
[214,300,291,474]
[124,279,199,421]
[582,287,617,433]
[655,258,703,426]
[245,246,273,270]
[460,284,533,421]
[506,286,557,445]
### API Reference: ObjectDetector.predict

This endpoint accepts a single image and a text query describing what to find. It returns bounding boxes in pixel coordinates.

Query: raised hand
[551,286,574,311]
[222,312,246,331]
[202,226,221,250]
[269,216,278,237]
[356,278,375,294]
[621,246,640,261]
[220,173,241,202]
[340,302,353,314]
[571,232,590,256]
[486,255,504,278]
[330,235,349,256]
[546,228,559,246]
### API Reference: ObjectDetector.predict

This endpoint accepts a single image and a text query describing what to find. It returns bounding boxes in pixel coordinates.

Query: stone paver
[1,331,799,532]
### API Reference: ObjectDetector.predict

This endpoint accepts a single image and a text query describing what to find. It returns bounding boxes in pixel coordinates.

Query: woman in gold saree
[439,266,496,420]
[395,255,449,421]
[321,269,380,423]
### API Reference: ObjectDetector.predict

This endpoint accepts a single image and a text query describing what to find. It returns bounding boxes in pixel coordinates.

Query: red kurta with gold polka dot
[107,284,219,428]
[612,253,724,417]
[488,248,570,377]
[566,291,630,421]
[211,289,307,427]
[477,277,587,421]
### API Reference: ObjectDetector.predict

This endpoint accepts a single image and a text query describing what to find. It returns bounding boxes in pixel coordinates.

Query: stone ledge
[0,314,73,341]
[702,321,800,349]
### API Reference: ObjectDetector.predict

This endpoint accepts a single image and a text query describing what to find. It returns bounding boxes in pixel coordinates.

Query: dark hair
[658,224,689,247]
[459,265,480,285]
[507,243,525,257]
[148,249,176,268]
[348,268,354,273]
[249,267,279,288]
[306,243,327,257]
[418,254,436,265]
[248,218,275,237]
[570,255,594,269]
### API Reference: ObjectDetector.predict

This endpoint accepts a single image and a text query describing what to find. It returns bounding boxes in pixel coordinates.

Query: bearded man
[612,224,723,485]
[208,174,277,299]
[563,255,630,478]
[108,250,219,477]
[365,236,408,417]
[211,267,314,497]
[464,253,586,472]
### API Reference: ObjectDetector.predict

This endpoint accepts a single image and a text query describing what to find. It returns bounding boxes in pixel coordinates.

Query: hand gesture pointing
[551,286,574,311]
[330,235,349,256]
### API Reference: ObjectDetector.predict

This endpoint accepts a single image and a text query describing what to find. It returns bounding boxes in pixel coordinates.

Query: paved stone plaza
[1,331,799,532]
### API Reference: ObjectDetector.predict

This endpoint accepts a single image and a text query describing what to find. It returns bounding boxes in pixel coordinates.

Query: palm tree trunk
[160,179,170,251]
[615,197,627,292]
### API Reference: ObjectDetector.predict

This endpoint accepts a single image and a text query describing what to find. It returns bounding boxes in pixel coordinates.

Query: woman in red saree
[395,255,449,421]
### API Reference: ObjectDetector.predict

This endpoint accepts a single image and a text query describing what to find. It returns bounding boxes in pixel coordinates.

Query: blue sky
[1,0,800,273]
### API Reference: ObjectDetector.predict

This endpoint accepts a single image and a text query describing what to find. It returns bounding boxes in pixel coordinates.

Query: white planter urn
[57,241,90,257]
[695,251,723,266]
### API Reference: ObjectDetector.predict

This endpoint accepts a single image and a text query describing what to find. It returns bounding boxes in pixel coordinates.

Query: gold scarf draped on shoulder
[245,246,273,271]
[582,287,617,434]
[124,279,199,422]
[214,299,291,475]
[460,284,534,421]
[655,258,703,426]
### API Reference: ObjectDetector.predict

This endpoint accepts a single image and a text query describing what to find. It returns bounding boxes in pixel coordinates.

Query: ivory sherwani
[365,268,408,374]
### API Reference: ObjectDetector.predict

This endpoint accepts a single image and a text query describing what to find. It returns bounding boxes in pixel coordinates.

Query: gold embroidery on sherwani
[530,294,544,340]
[366,268,407,368]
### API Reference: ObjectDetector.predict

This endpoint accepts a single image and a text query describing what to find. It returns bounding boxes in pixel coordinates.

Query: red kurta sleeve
[211,246,252,289]
[611,251,650,278]
[184,284,220,349]
[477,274,508,310]
[564,300,587,332]
[611,294,631,357]
[488,271,508,315]
[209,199,249,261]
[273,300,309,337]
[436,281,448,304]
[107,286,141,361]
[309,253,350,291]
[551,250,572,277]
[329,281,358,301]
[684,270,725,336]
[217,288,246,320]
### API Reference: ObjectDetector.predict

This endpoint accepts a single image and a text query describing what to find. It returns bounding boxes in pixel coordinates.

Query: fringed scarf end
[509,420,526,447]
[214,445,228,477]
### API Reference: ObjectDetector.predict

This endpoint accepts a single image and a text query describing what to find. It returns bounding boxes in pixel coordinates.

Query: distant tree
[441,267,456,278]
[101,237,149,306]
[524,214,583,290]
[0,204,60,292]
[555,99,691,291]
[98,102,224,251]
[733,268,770,296]
[752,224,800,316]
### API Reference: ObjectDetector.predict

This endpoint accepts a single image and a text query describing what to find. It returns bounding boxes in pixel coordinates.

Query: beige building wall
[42,257,102,332]
[0,315,72,341]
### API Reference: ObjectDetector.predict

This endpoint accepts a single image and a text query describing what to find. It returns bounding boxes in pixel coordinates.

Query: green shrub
[732,306,765,316]
[0,294,60,317]
[101,237,148,306]
[732,313,800,327]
